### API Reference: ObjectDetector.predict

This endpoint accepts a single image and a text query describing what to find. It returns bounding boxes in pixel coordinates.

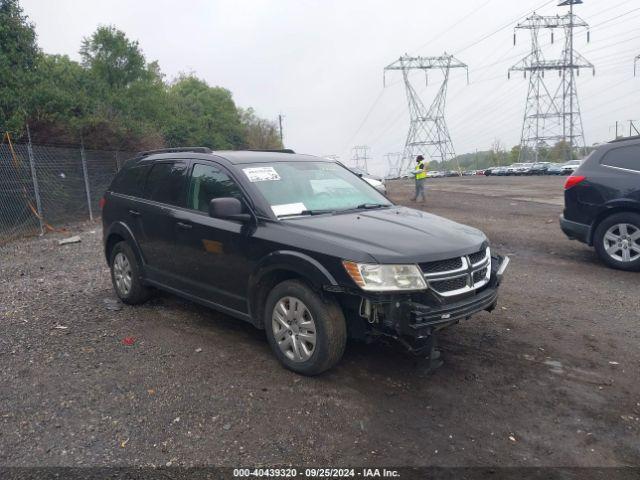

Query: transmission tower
[351,146,370,172]
[384,53,468,174]
[385,152,403,179]
[509,1,594,162]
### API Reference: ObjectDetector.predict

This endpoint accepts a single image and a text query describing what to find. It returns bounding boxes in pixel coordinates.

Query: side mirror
[209,197,251,222]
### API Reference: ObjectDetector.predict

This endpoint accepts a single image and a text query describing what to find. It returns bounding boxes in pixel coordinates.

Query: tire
[593,212,640,272]
[109,241,153,304]
[264,280,347,375]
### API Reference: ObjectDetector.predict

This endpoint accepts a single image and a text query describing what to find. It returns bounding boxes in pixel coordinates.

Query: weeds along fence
[0,138,134,244]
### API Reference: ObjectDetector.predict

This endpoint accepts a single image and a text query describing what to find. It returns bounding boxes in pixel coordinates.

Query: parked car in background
[492,166,509,176]
[506,163,527,175]
[560,159,582,175]
[102,148,510,374]
[560,137,640,271]
[349,167,387,195]
[546,163,564,175]
[530,162,552,175]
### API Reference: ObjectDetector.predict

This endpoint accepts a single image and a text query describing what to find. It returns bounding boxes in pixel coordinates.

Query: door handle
[176,221,192,230]
[128,209,141,217]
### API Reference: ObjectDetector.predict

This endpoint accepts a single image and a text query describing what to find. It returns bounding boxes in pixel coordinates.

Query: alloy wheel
[113,252,133,296]
[603,223,640,263]
[272,296,317,362]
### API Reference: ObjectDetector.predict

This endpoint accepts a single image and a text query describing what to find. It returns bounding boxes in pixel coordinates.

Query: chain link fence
[0,138,134,244]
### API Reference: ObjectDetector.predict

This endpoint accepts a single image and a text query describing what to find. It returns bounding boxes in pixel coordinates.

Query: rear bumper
[559,215,590,244]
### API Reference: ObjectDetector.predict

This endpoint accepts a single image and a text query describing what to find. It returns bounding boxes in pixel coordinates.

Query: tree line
[0,0,282,151]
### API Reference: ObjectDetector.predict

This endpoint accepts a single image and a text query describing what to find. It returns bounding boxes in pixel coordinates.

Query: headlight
[342,261,427,291]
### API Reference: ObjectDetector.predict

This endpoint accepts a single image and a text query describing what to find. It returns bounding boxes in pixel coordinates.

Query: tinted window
[188,164,243,212]
[602,145,640,172]
[110,164,150,196]
[144,162,187,206]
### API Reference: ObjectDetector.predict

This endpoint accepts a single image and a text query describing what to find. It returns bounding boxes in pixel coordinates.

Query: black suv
[102,148,509,374]
[560,136,640,271]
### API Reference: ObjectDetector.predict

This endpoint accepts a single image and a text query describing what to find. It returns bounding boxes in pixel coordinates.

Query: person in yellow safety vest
[412,155,427,202]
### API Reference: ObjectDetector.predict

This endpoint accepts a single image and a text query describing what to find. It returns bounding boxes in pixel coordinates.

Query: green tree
[0,0,39,132]
[79,25,146,89]
[165,75,244,149]
[239,107,282,149]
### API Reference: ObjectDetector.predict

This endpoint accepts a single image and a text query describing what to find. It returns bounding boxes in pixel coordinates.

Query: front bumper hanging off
[357,255,510,354]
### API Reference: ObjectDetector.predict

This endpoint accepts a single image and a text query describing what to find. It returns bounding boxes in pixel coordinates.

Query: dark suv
[560,136,640,271]
[102,148,509,374]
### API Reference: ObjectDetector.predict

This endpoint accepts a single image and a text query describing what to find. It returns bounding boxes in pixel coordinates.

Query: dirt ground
[0,175,638,468]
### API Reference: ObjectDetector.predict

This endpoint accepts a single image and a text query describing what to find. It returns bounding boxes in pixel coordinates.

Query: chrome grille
[421,247,491,297]
[419,257,463,273]
[468,250,486,265]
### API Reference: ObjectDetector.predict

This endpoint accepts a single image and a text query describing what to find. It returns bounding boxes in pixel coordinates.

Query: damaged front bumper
[340,255,510,355]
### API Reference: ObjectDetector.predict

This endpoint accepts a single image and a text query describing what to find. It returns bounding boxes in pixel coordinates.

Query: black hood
[282,206,487,264]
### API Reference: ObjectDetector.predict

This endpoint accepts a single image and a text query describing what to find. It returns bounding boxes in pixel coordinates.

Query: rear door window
[110,164,151,197]
[187,163,243,213]
[144,161,187,206]
[602,145,640,172]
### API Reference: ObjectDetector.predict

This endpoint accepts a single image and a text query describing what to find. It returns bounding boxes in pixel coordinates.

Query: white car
[560,159,582,174]
[350,167,387,194]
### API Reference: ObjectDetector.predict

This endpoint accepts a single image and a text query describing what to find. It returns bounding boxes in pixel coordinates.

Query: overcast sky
[21,0,640,176]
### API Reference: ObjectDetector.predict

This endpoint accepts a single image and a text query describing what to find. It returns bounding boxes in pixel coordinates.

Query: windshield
[242,161,392,217]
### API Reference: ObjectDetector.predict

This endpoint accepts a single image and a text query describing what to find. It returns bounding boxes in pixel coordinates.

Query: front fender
[247,250,339,326]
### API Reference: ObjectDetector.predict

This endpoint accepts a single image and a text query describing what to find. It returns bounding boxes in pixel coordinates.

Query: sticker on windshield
[243,166,281,182]
[271,203,306,217]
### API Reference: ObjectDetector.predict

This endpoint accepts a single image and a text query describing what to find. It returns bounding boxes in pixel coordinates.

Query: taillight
[564,175,585,190]
[99,197,106,209]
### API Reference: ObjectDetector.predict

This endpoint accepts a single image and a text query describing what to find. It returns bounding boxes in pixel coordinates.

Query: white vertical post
[80,138,93,222]
[26,125,44,236]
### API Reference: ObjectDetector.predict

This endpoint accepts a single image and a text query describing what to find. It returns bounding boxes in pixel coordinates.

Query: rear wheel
[264,280,347,375]
[110,241,153,304]
[594,213,640,271]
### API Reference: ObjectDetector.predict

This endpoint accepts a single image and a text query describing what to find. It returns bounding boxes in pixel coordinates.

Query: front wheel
[594,213,640,271]
[264,280,347,375]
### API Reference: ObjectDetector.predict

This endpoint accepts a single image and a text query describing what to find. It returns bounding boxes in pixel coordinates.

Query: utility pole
[278,114,284,146]
[384,53,468,175]
[635,55,640,76]
[509,1,593,162]
[351,146,370,172]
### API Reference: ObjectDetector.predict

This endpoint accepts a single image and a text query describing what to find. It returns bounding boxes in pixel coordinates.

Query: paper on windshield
[243,166,281,182]
[271,203,306,217]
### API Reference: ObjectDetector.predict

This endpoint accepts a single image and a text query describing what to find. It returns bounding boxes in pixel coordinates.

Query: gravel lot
[1,175,638,467]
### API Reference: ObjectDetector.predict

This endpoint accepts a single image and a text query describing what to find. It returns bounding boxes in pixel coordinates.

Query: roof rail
[245,149,296,154]
[137,147,213,157]
[609,135,640,143]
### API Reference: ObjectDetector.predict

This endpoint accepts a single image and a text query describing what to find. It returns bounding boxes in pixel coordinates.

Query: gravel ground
[0,175,638,467]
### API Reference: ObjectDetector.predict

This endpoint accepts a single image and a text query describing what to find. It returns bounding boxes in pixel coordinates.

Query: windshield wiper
[282,209,336,217]
[355,203,391,210]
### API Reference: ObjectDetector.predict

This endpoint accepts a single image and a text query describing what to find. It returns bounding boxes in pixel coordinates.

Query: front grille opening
[431,276,467,292]
[420,257,463,273]
[468,249,486,265]
[473,267,488,283]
